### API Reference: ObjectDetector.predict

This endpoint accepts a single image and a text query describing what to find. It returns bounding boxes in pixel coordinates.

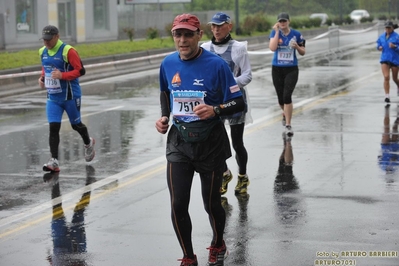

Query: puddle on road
[295,47,376,100]
[84,77,159,100]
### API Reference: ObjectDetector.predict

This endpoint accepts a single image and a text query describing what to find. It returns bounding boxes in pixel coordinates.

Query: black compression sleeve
[160,91,170,118]
[218,96,245,116]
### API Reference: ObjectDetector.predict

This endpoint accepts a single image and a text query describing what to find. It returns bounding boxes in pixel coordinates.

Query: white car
[350,9,370,23]
[309,13,329,25]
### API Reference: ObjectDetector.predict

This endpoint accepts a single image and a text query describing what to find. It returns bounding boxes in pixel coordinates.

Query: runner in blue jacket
[377,21,399,103]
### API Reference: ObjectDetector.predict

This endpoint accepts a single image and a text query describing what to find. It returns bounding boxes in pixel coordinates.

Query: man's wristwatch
[213,105,221,115]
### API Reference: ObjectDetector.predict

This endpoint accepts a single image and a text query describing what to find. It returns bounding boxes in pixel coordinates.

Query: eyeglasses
[172,30,198,38]
[279,19,288,23]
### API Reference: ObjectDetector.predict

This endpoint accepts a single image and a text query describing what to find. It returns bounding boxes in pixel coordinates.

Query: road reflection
[231,193,250,265]
[273,135,302,223]
[222,193,250,265]
[378,104,399,178]
[43,166,96,265]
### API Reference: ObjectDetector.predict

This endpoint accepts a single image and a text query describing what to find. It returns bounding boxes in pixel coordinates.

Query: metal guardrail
[0,25,373,98]
[0,38,270,97]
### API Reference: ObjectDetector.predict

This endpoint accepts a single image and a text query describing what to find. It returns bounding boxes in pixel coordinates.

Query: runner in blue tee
[269,12,306,138]
[155,13,245,266]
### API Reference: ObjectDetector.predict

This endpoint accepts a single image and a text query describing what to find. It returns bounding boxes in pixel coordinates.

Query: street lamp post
[397,0,399,20]
[235,0,241,35]
[339,0,342,23]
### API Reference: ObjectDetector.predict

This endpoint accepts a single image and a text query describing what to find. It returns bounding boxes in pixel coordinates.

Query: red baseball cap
[171,13,200,31]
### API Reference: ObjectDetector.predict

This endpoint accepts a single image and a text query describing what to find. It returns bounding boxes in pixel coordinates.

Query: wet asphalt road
[1,27,399,266]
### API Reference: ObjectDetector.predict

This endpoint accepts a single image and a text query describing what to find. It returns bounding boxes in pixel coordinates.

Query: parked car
[309,13,329,25]
[349,9,370,23]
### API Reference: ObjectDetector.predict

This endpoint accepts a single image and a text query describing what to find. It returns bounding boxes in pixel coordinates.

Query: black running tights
[167,161,225,259]
[272,65,299,106]
[223,123,248,175]
[49,122,90,159]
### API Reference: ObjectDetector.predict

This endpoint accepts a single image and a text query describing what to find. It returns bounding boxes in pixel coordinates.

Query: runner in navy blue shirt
[155,13,245,266]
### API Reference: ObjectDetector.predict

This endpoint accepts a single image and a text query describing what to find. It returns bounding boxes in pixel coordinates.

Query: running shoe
[43,158,60,172]
[220,169,233,195]
[178,255,198,266]
[235,174,250,194]
[207,240,228,266]
[285,125,294,137]
[85,137,96,162]
[385,97,390,103]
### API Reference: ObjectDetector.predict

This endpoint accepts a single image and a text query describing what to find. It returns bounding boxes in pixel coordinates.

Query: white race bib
[45,73,61,94]
[172,90,205,121]
[277,48,294,64]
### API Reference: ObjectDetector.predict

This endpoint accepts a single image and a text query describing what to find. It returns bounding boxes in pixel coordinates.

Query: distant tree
[241,0,264,14]
[359,0,389,13]
[189,0,234,11]
[187,0,383,24]
[241,0,358,17]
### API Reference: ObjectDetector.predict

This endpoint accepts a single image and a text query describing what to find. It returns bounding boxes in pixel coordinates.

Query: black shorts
[381,61,399,68]
[166,121,232,173]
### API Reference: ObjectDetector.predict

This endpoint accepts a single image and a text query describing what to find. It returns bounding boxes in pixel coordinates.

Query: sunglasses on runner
[172,30,198,38]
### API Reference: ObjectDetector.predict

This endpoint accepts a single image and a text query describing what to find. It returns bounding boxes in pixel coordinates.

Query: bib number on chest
[172,91,205,120]
[277,48,294,64]
[45,73,62,94]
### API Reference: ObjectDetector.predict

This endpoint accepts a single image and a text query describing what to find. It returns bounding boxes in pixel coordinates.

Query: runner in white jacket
[201,12,252,195]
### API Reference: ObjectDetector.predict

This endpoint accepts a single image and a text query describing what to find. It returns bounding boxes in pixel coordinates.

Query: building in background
[0,0,226,51]
[0,0,118,50]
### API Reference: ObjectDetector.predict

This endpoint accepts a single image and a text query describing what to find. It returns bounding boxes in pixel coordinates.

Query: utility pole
[235,0,241,35]
[339,0,342,23]
[397,0,399,19]
[158,0,161,11]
